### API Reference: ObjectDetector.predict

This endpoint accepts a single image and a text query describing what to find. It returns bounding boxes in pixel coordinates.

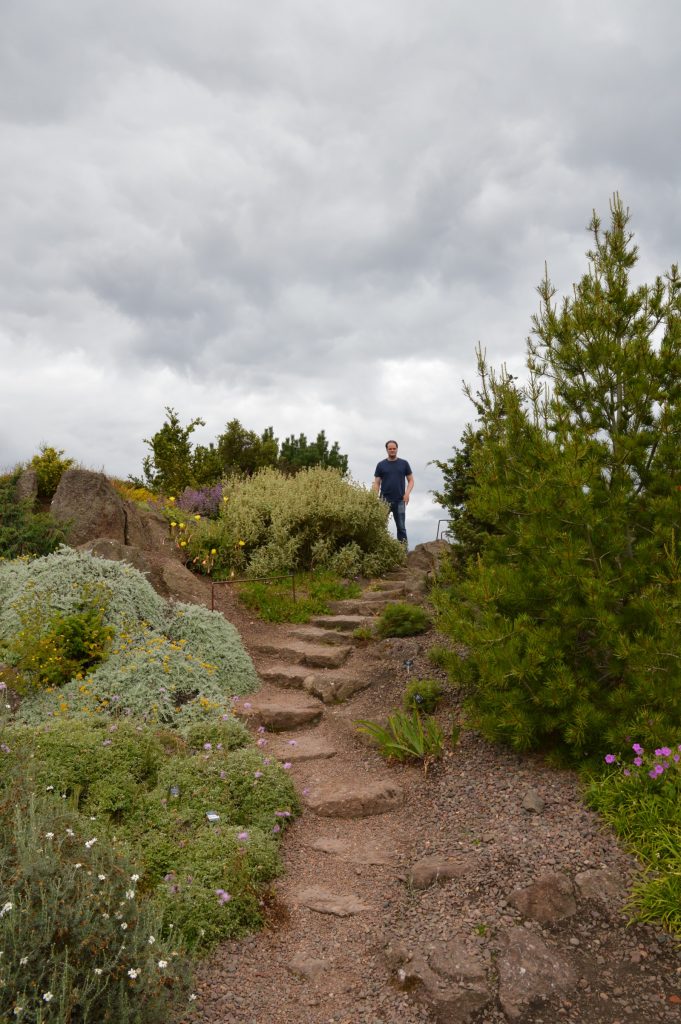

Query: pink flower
[254,771,263,779]
[237,831,249,841]
[215,889,231,904]
[272,824,281,834]
[282,762,292,770]
[604,754,616,764]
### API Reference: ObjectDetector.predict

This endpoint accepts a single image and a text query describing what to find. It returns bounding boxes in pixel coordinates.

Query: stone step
[287,624,363,647]
[309,614,375,632]
[369,581,407,594]
[252,639,352,668]
[235,694,324,731]
[268,735,337,762]
[305,778,404,818]
[259,663,370,704]
[327,598,390,615]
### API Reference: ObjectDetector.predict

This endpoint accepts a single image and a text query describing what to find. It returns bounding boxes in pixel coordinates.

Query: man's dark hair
[385,440,398,450]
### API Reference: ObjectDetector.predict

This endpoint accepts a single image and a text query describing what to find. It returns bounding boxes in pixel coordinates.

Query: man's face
[386,443,398,461]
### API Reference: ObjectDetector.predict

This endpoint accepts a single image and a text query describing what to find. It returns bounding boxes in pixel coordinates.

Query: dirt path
[170,558,680,1024]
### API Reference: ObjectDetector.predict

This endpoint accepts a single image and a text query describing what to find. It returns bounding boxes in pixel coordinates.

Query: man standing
[372,440,414,545]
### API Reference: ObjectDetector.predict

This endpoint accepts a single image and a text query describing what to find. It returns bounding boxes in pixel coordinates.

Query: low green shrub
[29,444,74,500]
[0,472,67,560]
[0,793,191,1024]
[237,571,360,623]
[403,678,444,714]
[9,584,113,692]
[356,709,445,770]
[180,466,405,579]
[0,720,300,951]
[374,602,432,638]
[584,741,681,936]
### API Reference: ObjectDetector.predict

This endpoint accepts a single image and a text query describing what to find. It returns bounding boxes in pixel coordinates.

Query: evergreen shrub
[403,678,444,714]
[0,472,67,560]
[374,602,432,638]
[434,197,681,759]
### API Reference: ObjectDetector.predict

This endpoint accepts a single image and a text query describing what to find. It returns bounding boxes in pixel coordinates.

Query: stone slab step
[235,694,324,731]
[258,663,370,703]
[369,581,407,594]
[292,886,371,916]
[305,778,404,818]
[309,614,374,632]
[269,736,337,762]
[327,598,390,615]
[287,625,363,646]
[252,639,351,668]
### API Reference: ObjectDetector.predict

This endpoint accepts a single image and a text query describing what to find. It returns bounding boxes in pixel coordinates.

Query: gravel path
[172,562,681,1024]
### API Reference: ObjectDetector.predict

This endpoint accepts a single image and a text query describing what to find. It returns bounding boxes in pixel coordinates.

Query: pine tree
[435,196,681,760]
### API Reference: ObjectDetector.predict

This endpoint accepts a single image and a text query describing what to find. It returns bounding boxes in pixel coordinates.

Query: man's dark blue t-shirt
[374,457,412,503]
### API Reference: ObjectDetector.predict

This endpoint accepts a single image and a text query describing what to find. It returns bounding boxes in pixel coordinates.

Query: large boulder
[51,469,127,545]
[14,468,38,506]
[406,540,450,574]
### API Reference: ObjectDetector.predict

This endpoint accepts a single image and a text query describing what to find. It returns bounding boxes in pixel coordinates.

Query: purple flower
[256,738,267,748]
[649,764,665,778]
[243,702,252,709]
[623,769,631,776]
[282,762,292,770]
[102,740,112,747]
[272,824,281,834]
[288,740,297,746]
[263,758,271,766]
[257,726,266,734]
[215,888,231,904]
[632,743,644,755]
[220,770,226,779]
[203,743,212,751]
[604,754,616,764]
[275,810,291,818]
[237,831,249,841]
[634,757,643,767]
[254,771,263,779]
[674,755,680,763]
[655,747,672,758]
[0,744,10,754]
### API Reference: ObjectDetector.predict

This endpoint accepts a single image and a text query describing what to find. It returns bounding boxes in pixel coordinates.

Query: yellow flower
[179,523,186,531]
[222,495,228,501]
[194,514,201,521]
[168,496,176,503]
[170,521,177,528]
[210,548,217,555]
[238,539,245,547]
[179,540,187,548]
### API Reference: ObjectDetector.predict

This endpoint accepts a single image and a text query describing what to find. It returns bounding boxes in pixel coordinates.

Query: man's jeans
[389,500,407,544]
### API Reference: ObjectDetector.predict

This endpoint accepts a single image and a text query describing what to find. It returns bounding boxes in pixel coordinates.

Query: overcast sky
[2,0,680,545]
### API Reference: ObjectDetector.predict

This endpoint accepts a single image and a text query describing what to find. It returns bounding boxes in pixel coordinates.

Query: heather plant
[0,793,191,1024]
[585,742,681,935]
[403,678,444,714]
[29,444,74,500]
[176,484,224,518]
[374,601,432,638]
[434,197,681,759]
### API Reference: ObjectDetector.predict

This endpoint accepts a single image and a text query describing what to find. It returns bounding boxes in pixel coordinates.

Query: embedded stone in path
[293,886,371,916]
[328,596,391,615]
[309,836,398,866]
[408,854,476,890]
[302,671,370,704]
[252,638,351,669]
[509,872,577,924]
[574,867,624,907]
[305,778,404,818]
[496,926,577,1022]
[235,694,323,731]
[309,614,375,632]
[269,735,337,762]
[386,937,492,1023]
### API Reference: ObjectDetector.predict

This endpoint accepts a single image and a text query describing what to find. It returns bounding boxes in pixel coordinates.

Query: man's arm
[372,476,381,495]
[404,473,414,504]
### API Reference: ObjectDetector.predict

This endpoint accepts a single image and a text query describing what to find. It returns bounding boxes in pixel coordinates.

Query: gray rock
[252,638,352,668]
[51,469,126,545]
[497,926,577,1021]
[14,468,38,505]
[408,855,475,890]
[293,886,370,916]
[388,938,492,1023]
[236,695,324,731]
[305,778,403,818]
[521,788,546,814]
[509,872,577,924]
[287,955,327,980]
[269,736,337,762]
[575,867,625,908]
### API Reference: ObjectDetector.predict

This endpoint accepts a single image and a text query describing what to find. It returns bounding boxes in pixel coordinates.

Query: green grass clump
[356,709,446,771]
[403,678,444,714]
[584,741,681,936]
[374,602,432,638]
[237,570,360,623]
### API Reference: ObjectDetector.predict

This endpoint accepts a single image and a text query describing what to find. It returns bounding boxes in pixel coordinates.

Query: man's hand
[403,494,410,505]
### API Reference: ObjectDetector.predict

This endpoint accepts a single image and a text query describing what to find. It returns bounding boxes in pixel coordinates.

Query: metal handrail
[210,573,296,611]
[436,519,453,541]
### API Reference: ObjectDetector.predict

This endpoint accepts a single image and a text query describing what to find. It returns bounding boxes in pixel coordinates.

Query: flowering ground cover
[0,548,300,1021]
